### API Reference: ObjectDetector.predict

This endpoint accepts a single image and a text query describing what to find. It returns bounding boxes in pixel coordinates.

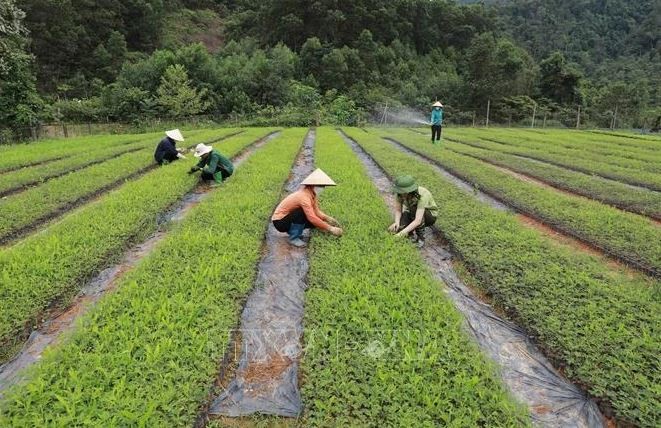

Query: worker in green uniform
[388,175,438,246]
[188,143,234,184]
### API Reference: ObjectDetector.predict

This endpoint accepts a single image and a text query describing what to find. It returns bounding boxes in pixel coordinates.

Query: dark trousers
[273,208,313,234]
[201,169,231,183]
[399,209,436,237]
[431,125,442,141]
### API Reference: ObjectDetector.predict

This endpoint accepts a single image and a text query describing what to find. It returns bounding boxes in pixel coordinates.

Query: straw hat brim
[432,102,444,108]
[166,129,185,142]
[194,145,213,157]
[301,168,336,186]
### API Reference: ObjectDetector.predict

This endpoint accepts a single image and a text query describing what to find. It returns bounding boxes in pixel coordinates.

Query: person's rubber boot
[288,223,306,247]
[289,238,307,248]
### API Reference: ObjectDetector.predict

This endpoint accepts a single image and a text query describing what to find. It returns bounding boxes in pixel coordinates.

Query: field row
[0,128,274,362]
[0,129,241,245]
[0,129,308,425]
[444,131,661,191]
[345,128,659,426]
[0,132,163,173]
[299,128,527,425]
[460,128,661,167]
[438,138,661,219]
[0,134,179,197]
[376,129,661,276]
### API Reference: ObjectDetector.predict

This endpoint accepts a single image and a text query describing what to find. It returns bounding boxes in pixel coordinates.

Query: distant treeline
[1,0,659,139]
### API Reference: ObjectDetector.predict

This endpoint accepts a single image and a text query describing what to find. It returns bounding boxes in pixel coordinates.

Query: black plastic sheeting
[209,130,315,417]
[341,130,605,428]
[0,132,280,398]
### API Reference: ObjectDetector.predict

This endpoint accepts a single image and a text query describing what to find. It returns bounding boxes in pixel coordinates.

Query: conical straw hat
[194,143,213,157]
[166,129,185,142]
[432,101,443,107]
[301,168,336,186]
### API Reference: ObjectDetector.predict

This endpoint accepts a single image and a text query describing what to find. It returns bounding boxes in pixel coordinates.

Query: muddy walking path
[383,136,658,278]
[203,130,316,421]
[0,132,279,396]
[340,130,605,428]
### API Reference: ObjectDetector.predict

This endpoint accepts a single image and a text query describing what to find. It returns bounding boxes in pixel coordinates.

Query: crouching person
[271,169,343,247]
[155,129,187,165]
[388,175,438,247]
[188,143,234,185]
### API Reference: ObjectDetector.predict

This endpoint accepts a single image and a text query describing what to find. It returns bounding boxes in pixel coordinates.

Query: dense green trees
[1,0,658,138]
[0,0,41,140]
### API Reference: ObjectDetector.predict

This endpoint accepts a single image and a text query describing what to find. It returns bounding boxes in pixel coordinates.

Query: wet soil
[340,130,606,428]
[0,132,279,395]
[207,130,315,419]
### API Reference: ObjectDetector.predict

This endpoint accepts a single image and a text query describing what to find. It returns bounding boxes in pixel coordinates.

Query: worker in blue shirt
[430,101,444,144]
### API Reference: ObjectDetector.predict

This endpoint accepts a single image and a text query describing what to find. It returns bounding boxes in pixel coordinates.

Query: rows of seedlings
[376,129,661,277]
[0,130,280,395]
[203,130,316,422]
[0,129,277,364]
[344,128,659,427]
[445,131,661,191]
[0,129,305,426]
[423,135,661,220]
[0,132,162,173]
[0,129,240,245]
[296,128,529,426]
[0,136,160,197]
[464,128,661,166]
[340,130,605,427]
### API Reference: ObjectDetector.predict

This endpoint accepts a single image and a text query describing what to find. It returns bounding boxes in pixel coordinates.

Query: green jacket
[197,150,234,175]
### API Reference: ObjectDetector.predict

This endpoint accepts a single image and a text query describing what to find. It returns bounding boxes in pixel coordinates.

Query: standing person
[154,129,187,165]
[272,169,343,247]
[430,101,444,144]
[388,175,438,247]
[188,143,234,185]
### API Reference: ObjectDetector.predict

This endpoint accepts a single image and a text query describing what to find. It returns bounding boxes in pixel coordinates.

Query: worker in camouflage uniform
[388,175,438,247]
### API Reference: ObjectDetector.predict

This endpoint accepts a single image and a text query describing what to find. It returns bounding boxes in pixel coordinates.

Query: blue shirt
[431,108,443,125]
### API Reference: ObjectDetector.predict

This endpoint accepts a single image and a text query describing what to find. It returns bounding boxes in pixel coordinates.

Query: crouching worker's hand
[388,222,400,233]
[329,226,343,237]
[188,166,199,174]
[326,216,340,227]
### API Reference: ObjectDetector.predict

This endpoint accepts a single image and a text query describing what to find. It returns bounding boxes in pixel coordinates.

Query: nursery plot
[298,128,528,426]
[0,130,281,397]
[377,130,661,276]
[462,128,661,166]
[431,137,661,220]
[209,131,315,418]
[340,130,604,427]
[0,129,305,426]
[0,132,163,173]
[444,132,661,192]
[0,139,150,197]
[344,128,660,427]
[0,128,271,363]
[0,129,238,245]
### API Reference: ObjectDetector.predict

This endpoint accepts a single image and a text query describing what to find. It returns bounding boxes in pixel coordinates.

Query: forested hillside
[1,0,658,141]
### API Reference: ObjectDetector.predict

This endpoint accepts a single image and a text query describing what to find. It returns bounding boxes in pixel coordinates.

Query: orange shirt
[272,187,331,231]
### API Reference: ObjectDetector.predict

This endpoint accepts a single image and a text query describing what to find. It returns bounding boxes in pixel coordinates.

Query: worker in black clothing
[154,129,187,165]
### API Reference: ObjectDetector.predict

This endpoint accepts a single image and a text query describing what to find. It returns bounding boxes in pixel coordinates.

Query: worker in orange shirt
[271,168,343,247]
